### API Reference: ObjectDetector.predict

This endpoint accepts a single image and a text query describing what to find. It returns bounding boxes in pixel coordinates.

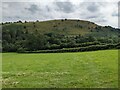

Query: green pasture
[2,50,118,88]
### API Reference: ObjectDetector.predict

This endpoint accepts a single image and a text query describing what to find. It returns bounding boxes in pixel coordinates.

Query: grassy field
[2,50,118,88]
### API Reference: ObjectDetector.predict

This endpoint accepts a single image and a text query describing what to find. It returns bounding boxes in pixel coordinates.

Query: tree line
[2,29,120,52]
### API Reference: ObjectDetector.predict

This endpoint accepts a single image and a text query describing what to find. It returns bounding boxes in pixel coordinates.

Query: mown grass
[2,50,118,88]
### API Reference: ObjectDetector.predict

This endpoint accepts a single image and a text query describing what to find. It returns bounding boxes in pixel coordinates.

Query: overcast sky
[2,0,120,28]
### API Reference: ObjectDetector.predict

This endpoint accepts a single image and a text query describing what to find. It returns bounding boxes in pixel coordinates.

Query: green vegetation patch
[2,19,120,52]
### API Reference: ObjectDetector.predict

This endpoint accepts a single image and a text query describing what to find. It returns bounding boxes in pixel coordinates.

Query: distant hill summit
[2,19,120,52]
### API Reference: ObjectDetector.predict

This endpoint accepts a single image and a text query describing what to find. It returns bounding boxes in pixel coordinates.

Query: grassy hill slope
[2,19,120,37]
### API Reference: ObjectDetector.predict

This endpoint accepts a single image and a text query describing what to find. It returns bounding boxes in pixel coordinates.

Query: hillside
[2,19,120,37]
[2,19,120,52]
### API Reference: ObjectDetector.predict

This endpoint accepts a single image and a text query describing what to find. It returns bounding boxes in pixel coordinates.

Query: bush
[17,47,27,53]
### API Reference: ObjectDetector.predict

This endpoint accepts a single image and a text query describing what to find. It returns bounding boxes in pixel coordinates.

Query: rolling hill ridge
[2,19,120,37]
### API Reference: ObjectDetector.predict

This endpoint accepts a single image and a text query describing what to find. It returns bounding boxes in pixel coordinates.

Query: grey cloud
[54,2,74,13]
[87,3,99,12]
[112,13,118,17]
[25,4,40,14]
[45,5,51,12]
[86,16,98,19]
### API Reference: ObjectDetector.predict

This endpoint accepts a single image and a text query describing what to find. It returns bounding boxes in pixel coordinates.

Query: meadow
[2,50,118,88]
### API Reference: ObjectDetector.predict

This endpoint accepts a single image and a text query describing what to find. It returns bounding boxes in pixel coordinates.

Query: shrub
[17,47,27,53]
